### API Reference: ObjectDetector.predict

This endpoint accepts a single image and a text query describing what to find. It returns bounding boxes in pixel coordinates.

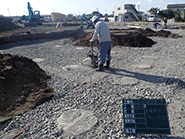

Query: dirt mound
[117,28,178,38]
[0,17,21,32]
[136,28,176,38]
[0,53,54,122]
[71,32,99,47]
[111,32,155,47]
[71,28,180,47]
[136,28,155,36]
[71,30,155,47]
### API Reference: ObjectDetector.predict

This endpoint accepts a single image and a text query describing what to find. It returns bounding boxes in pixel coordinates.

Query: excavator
[81,14,94,28]
[24,2,42,27]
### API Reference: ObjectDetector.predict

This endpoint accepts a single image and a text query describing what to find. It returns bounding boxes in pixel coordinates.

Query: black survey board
[122,99,171,134]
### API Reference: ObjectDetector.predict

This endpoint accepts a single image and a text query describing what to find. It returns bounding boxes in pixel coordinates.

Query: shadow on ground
[107,68,185,88]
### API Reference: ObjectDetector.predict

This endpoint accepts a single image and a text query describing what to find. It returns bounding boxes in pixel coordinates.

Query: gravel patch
[0,26,185,139]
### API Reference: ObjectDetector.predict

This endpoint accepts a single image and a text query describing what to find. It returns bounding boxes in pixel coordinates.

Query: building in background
[114,4,139,22]
[51,12,65,22]
[167,4,185,12]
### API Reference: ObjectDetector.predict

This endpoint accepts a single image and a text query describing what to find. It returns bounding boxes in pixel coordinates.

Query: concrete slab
[62,65,79,70]
[132,63,152,69]
[142,55,158,60]
[81,57,92,66]
[75,47,85,50]
[127,25,141,28]
[111,51,118,54]
[114,76,139,85]
[55,45,62,48]
[33,58,45,63]
[82,71,104,84]
[57,109,97,136]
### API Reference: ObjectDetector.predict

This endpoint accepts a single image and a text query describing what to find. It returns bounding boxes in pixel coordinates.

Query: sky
[0,0,185,16]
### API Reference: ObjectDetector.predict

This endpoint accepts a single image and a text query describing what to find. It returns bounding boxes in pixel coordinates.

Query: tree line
[148,7,185,22]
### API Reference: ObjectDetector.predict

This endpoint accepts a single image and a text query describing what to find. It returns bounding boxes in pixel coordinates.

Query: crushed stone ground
[0,20,183,122]
[0,18,184,138]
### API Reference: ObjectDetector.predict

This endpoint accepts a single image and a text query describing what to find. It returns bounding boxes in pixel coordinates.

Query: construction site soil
[0,53,54,121]
[71,27,181,47]
[0,17,183,123]
[0,17,21,32]
[0,16,181,46]
[0,25,180,47]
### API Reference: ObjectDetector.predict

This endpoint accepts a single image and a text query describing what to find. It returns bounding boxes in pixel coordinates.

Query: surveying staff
[90,15,112,71]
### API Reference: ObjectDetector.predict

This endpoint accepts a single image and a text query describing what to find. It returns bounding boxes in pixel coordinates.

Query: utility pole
[137,5,140,11]
[7,9,10,16]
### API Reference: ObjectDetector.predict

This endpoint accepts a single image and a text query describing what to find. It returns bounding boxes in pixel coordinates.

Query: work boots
[95,64,104,71]
[104,60,110,69]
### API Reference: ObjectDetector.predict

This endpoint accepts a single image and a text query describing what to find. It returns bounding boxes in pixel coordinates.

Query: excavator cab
[33,11,42,25]
[34,11,40,17]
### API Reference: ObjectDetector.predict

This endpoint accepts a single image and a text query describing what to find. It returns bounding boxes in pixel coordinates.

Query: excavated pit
[71,28,180,47]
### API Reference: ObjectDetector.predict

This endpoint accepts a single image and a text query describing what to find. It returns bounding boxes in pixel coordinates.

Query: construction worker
[153,22,161,29]
[162,17,167,29]
[90,15,111,71]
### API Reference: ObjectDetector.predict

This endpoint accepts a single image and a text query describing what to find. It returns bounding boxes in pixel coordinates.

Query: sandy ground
[0,22,185,139]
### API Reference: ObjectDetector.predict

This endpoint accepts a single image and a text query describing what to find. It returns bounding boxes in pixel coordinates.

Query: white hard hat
[91,15,99,23]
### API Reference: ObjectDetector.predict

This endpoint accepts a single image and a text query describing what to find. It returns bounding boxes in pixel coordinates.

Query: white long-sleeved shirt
[91,21,111,43]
